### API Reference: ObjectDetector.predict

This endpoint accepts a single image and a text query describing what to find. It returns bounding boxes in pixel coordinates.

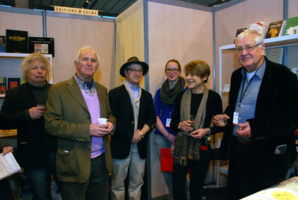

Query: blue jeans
[154,134,174,200]
[24,166,51,200]
[23,151,57,200]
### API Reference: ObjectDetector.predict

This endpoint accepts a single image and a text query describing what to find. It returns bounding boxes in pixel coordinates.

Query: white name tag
[166,118,171,128]
[233,112,239,125]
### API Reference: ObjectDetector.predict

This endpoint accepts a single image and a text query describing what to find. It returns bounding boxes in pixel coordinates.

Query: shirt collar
[75,73,95,90]
[125,80,140,91]
[241,60,266,80]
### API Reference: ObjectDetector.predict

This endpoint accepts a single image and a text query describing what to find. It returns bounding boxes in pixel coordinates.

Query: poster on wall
[29,37,55,57]
[6,29,28,53]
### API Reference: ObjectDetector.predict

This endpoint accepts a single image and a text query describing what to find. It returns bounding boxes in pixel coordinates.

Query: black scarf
[160,76,185,105]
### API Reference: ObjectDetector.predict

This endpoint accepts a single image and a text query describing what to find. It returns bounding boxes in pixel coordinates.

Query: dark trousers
[172,149,210,200]
[0,179,13,200]
[24,165,52,200]
[60,153,109,200]
[226,137,291,200]
[24,151,58,200]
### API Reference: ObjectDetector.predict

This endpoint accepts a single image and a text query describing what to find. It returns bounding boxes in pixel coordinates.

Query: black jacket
[221,57,298,161]
[0,82,56,169]
[109,84,156,159]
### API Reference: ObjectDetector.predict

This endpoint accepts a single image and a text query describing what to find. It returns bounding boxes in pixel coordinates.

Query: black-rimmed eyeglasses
[127,68,143,74]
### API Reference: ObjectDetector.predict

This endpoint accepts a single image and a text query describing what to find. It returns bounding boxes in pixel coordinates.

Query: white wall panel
[214,0,284,108]
[46,14,115,89]
[0,10,42,37]
[288,0,298,71]
[148,2,213,198]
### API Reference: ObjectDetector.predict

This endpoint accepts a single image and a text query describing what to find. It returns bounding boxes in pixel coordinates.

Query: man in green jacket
[45,47,115,200]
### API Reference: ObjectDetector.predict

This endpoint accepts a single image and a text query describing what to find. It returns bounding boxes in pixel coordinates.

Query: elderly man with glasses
[109,57,156,200]
[213,30,298,200]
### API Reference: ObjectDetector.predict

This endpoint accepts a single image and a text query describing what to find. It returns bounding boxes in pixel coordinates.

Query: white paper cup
[98,118,107,124]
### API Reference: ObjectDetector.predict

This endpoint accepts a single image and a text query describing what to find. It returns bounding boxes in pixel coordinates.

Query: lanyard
[168,104,174,118]
[238,67,261,110]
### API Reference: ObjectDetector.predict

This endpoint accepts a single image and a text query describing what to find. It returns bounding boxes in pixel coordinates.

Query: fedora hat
[120,57,148,77]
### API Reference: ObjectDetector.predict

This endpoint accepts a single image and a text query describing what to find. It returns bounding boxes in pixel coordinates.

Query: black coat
[109,85,156,159]
[220,57,298,186]
[0,82,56,169]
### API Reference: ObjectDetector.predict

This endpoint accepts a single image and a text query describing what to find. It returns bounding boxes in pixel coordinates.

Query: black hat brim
[120,61,148,77]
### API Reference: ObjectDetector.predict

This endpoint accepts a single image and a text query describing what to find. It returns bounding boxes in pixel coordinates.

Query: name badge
[233,112,239,125]
[166,118,171,128]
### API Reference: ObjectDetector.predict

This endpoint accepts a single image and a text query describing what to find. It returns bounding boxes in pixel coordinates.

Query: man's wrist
[206,128,211,135]
[139,131,144,138]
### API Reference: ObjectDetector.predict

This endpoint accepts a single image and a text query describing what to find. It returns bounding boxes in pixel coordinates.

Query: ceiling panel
[27,0,231,17]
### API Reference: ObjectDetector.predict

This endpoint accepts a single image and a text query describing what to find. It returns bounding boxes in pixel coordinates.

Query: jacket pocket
[56,148,78,177]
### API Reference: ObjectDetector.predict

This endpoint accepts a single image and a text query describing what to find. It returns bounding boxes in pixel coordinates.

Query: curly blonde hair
[20,53,51,82]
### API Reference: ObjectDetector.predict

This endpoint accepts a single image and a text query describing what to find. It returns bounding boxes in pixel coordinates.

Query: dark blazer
[220,57,298,185]
[45,77,115,183]
[221,57,297,158]
[109,84,156,159]
[0,139,7,150]
[0,82,55,169]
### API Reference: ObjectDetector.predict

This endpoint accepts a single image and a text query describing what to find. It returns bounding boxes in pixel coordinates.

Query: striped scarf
[174,86,209,166]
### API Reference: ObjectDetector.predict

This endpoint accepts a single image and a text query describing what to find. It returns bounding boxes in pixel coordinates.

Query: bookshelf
[219,34,298,96]
[0,53,53,98]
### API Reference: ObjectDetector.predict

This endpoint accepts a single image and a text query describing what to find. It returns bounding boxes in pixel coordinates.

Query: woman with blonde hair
[0,53,57,200]
[154,59,185,199]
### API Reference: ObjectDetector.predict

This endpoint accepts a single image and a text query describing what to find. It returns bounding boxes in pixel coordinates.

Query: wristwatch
[139,131,144,138]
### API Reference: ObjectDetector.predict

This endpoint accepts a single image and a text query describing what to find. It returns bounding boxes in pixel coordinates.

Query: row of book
[0,77,20,95]
[0,29,55,56]
[234,16,298,43]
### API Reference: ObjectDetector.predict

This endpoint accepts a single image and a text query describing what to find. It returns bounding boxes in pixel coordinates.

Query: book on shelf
[8,78,20,90]
[0,152,22,180]
[266,20,287,38]
[0,36,6,52]
[249,21,269,39]
[0,77,6,94]
[266,48,284,64]
[284,16,298,35]
[6,29,28,53]
[29,37,55,57]
[233,28,247,43]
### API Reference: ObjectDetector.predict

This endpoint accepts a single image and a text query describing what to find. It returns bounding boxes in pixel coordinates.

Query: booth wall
[288,0,298,70]
[148,1,214,198]
[214,0,285,109]
[0,10,43,37]
[46,14,116,89]
[0,8,115,90]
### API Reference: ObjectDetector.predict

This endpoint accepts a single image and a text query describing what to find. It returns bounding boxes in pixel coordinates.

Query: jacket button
[132,121,134,124]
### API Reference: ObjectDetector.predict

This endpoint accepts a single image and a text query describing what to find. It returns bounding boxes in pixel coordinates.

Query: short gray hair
[236,30,264,48]
[74,46,100,63]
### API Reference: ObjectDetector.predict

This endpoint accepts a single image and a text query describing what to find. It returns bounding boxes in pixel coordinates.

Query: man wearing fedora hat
[109,57,156,200]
